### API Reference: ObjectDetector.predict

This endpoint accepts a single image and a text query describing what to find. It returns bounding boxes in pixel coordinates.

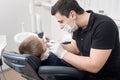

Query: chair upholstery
[2,51,43,80]
[0,58,2,66]
[2,51,85,80]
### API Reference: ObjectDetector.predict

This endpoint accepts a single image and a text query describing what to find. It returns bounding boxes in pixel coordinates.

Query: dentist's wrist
[59,50,67,59]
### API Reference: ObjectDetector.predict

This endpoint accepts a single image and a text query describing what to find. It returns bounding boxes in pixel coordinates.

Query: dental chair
[1,32,85,80]
[2,51,85,80]
[0,58,2,66]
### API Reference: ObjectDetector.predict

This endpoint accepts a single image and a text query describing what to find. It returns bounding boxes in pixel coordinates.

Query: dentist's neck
[76,12,91,29]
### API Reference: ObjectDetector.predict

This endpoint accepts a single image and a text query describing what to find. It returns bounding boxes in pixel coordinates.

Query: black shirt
[73,11,120,78]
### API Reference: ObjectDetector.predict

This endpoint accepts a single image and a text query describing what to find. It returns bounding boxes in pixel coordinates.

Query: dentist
[47,0,120,80]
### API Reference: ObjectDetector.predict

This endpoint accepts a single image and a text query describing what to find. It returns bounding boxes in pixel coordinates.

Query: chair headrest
[2,51,42,80]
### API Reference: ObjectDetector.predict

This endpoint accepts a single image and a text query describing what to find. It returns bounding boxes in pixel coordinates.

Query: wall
[0,0,33,70]
[35,0,52,38]
[77,0,120,26]
[0,0,33,51]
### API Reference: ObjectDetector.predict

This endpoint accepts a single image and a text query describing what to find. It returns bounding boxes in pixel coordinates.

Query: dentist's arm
[48,42,111,73]
[62,40,80,54]
[63,49,111,73]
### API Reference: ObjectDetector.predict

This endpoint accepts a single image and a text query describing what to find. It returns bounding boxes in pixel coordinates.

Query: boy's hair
[51,0,84,17]
[19,35,44,58]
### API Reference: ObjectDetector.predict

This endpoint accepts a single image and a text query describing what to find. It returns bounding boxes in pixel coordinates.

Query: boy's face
[38,38,47,52]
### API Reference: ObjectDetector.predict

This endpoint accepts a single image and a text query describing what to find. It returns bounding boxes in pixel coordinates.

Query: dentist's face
[55,12,75,29]
[38,38,47,52]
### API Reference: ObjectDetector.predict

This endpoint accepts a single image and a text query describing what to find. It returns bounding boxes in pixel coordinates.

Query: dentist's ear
[70,10,76,19]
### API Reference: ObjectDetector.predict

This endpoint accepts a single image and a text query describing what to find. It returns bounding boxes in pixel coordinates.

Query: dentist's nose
[60,24,64,29]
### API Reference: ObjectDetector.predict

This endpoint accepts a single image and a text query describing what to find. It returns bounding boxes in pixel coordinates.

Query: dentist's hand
[47,41,67,59]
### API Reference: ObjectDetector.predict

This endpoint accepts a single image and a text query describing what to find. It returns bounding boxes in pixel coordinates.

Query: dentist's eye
[58,20,63,23]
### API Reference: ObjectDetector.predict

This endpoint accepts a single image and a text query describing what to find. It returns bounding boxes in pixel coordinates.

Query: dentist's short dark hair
[51,0,84,17]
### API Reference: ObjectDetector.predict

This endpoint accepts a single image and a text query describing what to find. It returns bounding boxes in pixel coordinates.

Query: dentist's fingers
[49,40,56,43]
[46,40,57,47]
[46,42,53,47]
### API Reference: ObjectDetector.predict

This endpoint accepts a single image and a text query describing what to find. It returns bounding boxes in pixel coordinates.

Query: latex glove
[47,41,67,59]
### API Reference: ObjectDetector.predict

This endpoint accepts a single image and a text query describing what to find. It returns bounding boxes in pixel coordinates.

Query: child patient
[19,35,49,60]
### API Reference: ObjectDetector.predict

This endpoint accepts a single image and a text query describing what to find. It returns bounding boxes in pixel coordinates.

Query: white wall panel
[78,0,120,26]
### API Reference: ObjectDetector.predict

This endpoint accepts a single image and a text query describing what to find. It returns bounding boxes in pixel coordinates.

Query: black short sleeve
[91,22,117,49]
[72,28,82,40]
[72,31,77,40]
